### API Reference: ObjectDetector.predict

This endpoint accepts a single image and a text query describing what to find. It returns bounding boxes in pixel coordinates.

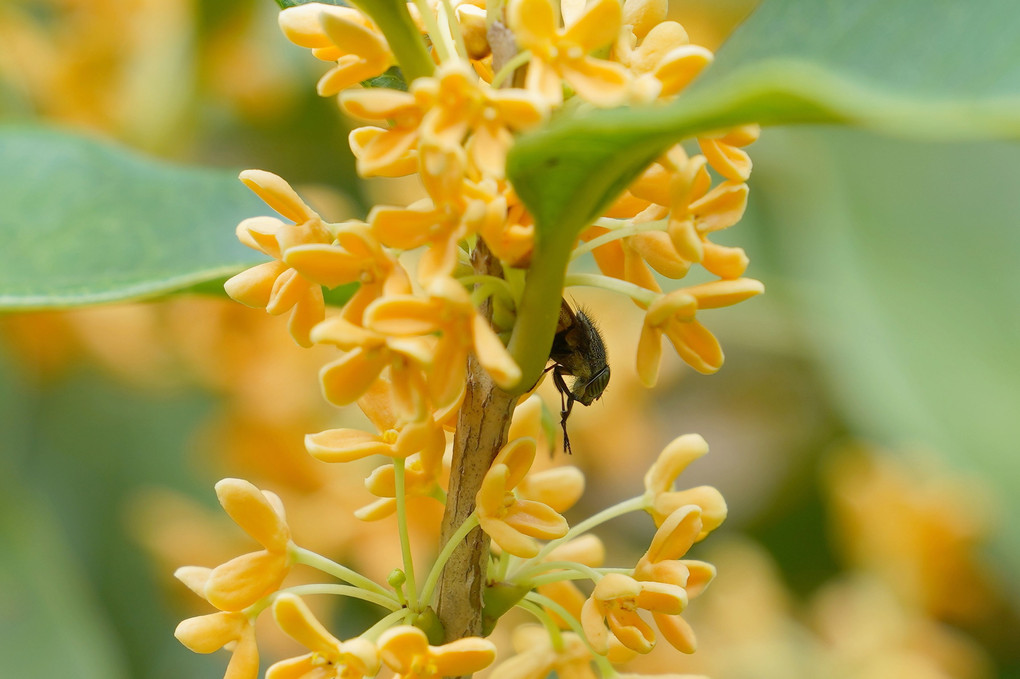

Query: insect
[547,299,611,454]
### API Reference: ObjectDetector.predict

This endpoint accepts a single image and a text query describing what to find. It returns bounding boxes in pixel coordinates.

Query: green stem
[522,592,615,676]
[292,546,391,597]
[492,50,532,88]
[420,512,480,608]
[516,560,605,585]
[515,598,565,651]
[363,609,414,641]
[281,583,401,611]
[506,238,572,394]
[518,496,646,570]
[439,0,468,59]
[570,218,668,261]
[349,0,434,81]
[394,458,419,610]
[413,0,451,62]
[522,591,595,654]
[563,273,658,306]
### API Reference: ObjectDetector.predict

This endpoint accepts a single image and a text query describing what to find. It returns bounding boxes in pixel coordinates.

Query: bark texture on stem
[436,241,516,643]
[436,359,515,641]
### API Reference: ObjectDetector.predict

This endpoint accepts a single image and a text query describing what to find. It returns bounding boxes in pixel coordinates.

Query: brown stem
[435,241,516,642]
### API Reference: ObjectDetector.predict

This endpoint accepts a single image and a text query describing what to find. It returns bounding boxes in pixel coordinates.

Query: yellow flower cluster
[176,1,760,678]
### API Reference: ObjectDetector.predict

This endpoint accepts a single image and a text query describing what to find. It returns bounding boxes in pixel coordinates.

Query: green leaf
[0,126,268,310]
[507,0,1020,243]
[504,0,1020,392]
[0,477,129,679]
[750,127,1020,579]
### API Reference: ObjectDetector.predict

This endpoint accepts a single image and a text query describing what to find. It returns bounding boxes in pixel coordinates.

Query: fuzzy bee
[547,299,610,454]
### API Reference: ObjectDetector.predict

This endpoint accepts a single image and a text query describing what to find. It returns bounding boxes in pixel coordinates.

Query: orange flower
[489,624,596,679]
[364,277,521,404]
[476,437,569,557]
[200,478,294,612]
[224,170,335,346]
[356,450,447,520]
[369,143,507,283]
[278,3,392,96]
[175,609,259,679]
[698,124,760,182]
[614,9,714,102]
[632,505,717,654]
[174,567,259,679]
[379,625,496,679]
[507,0,631,106]
[580,572,688,655]
[267,593,381,679]
[625,147,751,280]
[310,315,434,413]
[305,390,446,464]
[642,434,727,532]
[635,279,763,383]
[342,88,424,177]
[285,221,412,326]
[411,60,549,178]
[535,535,606,627]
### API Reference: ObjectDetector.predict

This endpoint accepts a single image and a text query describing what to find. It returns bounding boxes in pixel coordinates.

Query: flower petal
[503,500,569,540]
[305,428,390,462]
[284,243,364,288]
[563,0,622,52]
[663,318,723,374]
[205,550,289,611]
[644,434,709,495]
[432,637,497,676]
[240,170,317,224]
[216,478,290,549]
[379,626,429,673]
[319,349,389,406]
[224,261,287,309]
[272,593,343,657]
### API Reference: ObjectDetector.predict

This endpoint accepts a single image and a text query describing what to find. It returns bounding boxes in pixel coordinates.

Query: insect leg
[552,368,575,454]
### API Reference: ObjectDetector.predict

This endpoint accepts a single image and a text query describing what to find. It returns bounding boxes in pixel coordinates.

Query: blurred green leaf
[507,0,1020,245]
[0,476,128,679]
[749,127,1020,578]
[0,127,268,310]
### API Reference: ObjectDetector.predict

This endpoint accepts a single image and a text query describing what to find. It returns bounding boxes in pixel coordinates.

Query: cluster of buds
[176,0,763,677]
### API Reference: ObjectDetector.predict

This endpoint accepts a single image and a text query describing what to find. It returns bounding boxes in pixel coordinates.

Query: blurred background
[1,1,1018,678]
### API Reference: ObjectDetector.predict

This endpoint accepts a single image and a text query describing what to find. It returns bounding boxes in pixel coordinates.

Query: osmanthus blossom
[477,437,570,557]
[304,380,447,464]
[342,87,426,177]
[267,593,381,679]
[285,221,412,326]
[613,0,714,102]
[623,146,751,281]
[277,3,393,96]
[174,567,260,679]
[642,435,728,533]
[378,625,496,679]
[507,0,632,107]
[309,314,434,413]
[630,506,719,654]
[364,276,522,405]
[355,449,446,520]
[698,124,760,183]
[489,624,598,679]
[410,60,550,178]
[199,478,295,612]
[635,278,764,383]
[368,142,507,283]
[535,535,607,627]
[224,170,335,347]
